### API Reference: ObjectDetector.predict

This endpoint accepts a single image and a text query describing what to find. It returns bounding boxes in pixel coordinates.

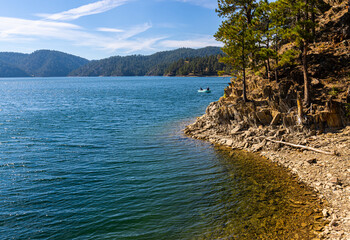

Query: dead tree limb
[265,138,337,155]
[297,91,303,125]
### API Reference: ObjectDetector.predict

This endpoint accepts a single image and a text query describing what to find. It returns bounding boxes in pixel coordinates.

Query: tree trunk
[242,67,247,102]
[274,35,279,82]
[266,59,271,81]
[242,25,247,102]
[266,31,271,81]
[302,42,310,105]
[275,68,278,82]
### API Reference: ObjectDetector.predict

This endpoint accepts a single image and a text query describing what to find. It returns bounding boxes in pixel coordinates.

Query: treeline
[0,47,228,77]
[164,55,230,76]
[215,0,333,103]
[69,47,224,77]
[0,50,88,77]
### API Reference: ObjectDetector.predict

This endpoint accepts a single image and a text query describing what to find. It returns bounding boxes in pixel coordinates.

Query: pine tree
[255,0,275,81]
[215,0,259,102]
[280,0,316,105]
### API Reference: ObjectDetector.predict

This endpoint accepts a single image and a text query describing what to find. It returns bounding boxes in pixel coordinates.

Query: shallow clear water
[0,77,323,240]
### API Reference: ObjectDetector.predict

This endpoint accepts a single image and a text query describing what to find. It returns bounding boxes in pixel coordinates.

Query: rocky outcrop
[185,99,350,239]
[185,2,350,239]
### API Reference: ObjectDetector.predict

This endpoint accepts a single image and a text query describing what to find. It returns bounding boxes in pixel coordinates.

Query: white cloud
[159,36,223,48]
[104,37,166,53]
[0,17,81,40]
[118,23,152,39]
[37,0,130,21]
[0,0,219,58]
[97,27,124,33]
[0,16,160,55]
[176,0,217,9]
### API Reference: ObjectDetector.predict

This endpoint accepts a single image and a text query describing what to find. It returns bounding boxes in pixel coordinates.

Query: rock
[330,177,341,185]
[278,80,293,99]
[231,124,243,134]
[342,40,349,47]
[256,110,273,125]
[307,158,318,164]
[282,114,296,128]
[244,129,255,137]
[262,85,273,99]
[314,225,324,232]
[323,209,330,217]
[329,215,338,227]
[251,140,266,152]
[323,112,343,128]
[311,78,320,85]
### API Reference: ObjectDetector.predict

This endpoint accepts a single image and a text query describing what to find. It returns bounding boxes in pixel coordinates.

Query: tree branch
[265,138,338,155]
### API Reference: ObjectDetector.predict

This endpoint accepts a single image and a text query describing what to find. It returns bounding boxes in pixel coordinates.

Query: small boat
[198,89,211,93]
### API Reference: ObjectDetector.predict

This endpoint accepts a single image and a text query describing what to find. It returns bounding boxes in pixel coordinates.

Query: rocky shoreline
[185,102,350,240]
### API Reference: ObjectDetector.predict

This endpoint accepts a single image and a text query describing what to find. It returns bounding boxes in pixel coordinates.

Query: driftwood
[265,138,337,155]
[297,91,303,125]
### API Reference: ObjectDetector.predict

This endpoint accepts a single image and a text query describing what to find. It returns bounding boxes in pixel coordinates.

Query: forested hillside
[0,50,89,77]
[164,55,230,76]
[0,61,29,77]
[69,47,224,76]
[0,47,227,77]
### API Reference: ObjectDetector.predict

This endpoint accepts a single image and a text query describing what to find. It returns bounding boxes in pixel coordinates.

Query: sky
[0,0,223,60]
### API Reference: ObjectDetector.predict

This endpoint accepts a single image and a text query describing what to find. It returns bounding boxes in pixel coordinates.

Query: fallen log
[265,138,338,155]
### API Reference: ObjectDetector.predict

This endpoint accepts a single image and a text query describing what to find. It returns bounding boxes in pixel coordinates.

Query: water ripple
[0,77,323,240]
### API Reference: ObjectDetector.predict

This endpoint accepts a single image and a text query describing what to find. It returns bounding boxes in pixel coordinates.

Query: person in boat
[206,87,210,91]
[200,87,203,90]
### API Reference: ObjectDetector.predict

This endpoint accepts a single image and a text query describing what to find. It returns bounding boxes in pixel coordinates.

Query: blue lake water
[0,77,233,239]
[0,77,323,240]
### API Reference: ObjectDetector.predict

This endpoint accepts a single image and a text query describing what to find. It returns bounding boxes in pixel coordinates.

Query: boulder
[318,111,343,128]
[256,109,273,125]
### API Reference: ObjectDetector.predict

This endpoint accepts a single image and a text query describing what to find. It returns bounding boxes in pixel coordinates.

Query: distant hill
[0,50,89,77]
[0,47,225,78]
[0,61,29,77]
[69,47,223,76]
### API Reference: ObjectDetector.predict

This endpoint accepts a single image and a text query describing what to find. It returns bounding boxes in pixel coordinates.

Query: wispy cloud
[175,0,217,9]
[117,23,152,39]
[0,16,160,55]
[0,17,81,40]
[97,27,124,33]
[104,36,166,54]
[159,36,222,48]
[0,0,219,58]
[37,0,130,21]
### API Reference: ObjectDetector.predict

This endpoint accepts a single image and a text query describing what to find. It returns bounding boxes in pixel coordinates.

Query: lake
[0,77,323,239]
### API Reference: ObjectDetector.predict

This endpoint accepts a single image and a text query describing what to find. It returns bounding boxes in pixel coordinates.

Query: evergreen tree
[280,0,316,105]
[255,0,274,81]
[215,0,259,102]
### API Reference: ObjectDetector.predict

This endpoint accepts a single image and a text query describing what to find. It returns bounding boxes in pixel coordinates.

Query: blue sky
[0,0,223,59]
